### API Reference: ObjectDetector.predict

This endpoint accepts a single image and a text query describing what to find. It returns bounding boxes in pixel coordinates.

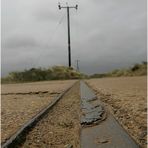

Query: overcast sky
[1,0,147,76]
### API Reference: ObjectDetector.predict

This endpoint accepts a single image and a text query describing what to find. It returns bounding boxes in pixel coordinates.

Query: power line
[32,12,66,68]
[49,11,66,44]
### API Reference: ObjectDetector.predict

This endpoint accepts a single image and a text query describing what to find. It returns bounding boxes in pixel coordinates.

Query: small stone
[95,138,109,144]
[100,139,108,143]
[36,140,40,143]
[64,144,73,148]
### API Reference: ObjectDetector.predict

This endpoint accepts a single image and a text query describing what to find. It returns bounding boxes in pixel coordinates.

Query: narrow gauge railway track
[2,81,140,148]
[2,81,78,148]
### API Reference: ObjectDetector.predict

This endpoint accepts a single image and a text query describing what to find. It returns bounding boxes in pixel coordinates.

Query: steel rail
[2,81,78,148]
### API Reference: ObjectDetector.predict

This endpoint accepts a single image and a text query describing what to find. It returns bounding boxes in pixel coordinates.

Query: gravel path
[21,82,81,148]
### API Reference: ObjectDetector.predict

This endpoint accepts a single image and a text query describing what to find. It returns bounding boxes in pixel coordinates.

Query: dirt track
[86,76,147,148]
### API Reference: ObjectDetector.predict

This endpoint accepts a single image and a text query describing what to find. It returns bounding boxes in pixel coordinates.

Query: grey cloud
[32,9,60,22]
[2,36,40,49]
[1,0,147,76]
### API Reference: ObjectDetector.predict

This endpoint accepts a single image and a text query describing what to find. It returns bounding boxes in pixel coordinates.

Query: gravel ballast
[1,80,76,144]
[21,82,81,148]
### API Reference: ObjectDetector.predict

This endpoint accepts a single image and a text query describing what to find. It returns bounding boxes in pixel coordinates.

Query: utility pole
[76,60,80,72]
[58,3,78,68]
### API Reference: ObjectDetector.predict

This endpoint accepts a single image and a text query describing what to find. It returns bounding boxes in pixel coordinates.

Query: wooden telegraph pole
[76,59,80,72]
[58,3,78,67]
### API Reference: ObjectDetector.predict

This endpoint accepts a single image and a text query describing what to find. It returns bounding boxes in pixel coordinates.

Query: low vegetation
[1,66,86,84]
[1,62,147,83]
[90,61,147,78]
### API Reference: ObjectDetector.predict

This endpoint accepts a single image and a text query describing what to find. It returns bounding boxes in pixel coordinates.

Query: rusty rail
[2,81,77,148]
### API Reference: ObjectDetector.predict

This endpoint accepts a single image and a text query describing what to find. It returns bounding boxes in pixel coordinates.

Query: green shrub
[89,61,147,78]
[1,66,86,83]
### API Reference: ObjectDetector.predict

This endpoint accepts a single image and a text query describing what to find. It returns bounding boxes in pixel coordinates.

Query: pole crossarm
[58,4,78,10]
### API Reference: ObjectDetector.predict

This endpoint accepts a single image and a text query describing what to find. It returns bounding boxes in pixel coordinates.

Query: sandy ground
[86,76,147,148]
[1,80,76,144]
[1,80,76,94]
[22,82,80,148]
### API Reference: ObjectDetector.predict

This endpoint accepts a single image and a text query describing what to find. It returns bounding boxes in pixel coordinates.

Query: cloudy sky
[2,0,147,76]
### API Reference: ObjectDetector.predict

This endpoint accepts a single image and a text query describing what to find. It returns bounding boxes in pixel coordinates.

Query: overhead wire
[49,11,67,45]
[72,7,79,69]
[31,11,67,68]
